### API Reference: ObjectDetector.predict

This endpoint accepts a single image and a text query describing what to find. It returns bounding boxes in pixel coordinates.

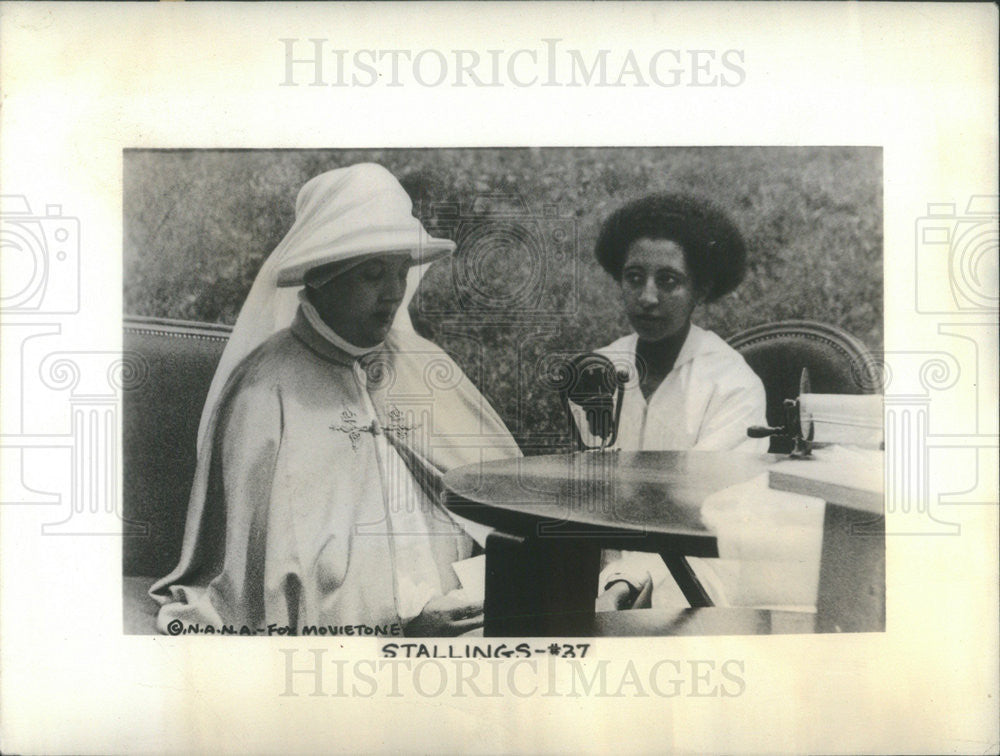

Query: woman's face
[620,237,704,342]
[308,253,412,347]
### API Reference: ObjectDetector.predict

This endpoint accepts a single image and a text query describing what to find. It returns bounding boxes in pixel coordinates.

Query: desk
[444,450,782,636]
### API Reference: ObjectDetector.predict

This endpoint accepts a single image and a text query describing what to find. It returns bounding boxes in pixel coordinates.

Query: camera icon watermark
[414,194,578,316]
[915,195,998,314]
[0,195,80,314]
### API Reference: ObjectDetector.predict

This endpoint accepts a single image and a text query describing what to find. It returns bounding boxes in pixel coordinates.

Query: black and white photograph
[1,3,996,754]
[122,147,885,639]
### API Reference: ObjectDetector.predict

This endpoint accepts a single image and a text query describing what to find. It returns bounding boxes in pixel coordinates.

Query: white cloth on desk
[700,473,826,611]
[698,445,882,609]
[587,325,771,608]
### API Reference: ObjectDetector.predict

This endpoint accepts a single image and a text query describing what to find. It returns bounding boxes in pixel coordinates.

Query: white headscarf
[197,163,455,451]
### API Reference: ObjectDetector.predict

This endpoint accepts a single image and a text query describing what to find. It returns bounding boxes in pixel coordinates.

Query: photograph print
[122,146,885,638]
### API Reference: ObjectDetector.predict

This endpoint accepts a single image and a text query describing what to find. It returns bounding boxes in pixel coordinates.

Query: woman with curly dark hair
[588,193,769,609]
[590,192,766,450]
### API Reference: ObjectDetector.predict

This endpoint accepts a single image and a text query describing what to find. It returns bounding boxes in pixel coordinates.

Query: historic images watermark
[0,196,80,315]
[878,195,1000,535]
[279,39,746,89]
[278,648,747,699]
[1,194,145,536]
[914,197,998,315]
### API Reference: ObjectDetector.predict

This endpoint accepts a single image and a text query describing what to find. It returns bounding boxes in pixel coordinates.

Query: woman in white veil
[152,163,521,636]
[196,164,438,453]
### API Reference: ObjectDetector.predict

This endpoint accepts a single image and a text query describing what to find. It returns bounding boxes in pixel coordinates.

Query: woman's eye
[623,271,643,286]
[656,273,683,290]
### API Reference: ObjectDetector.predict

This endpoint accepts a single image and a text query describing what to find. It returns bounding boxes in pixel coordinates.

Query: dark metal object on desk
[747,367,815,458]
[560,353,630,451]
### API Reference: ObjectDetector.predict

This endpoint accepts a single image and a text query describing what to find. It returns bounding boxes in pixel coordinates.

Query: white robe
[150,308,521,633]
[587,325,770,607]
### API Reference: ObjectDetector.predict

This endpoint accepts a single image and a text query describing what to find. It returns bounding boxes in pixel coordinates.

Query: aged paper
[1,2,997,753]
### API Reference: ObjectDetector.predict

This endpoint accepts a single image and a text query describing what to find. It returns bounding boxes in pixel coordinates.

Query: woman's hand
[596,581,637,612]
[595,577,653,612]
[405,589,484,637]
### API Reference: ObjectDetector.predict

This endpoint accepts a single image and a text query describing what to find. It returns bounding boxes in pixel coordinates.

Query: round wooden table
[444,450,781,636]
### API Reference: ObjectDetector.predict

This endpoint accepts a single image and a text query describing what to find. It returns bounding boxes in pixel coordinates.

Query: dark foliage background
[124,147,882,452]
